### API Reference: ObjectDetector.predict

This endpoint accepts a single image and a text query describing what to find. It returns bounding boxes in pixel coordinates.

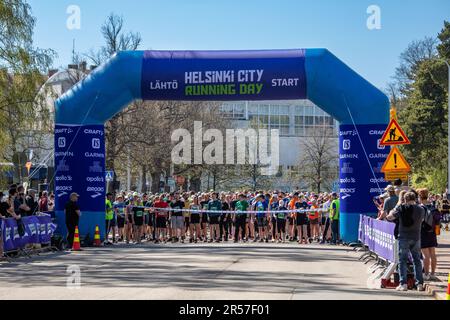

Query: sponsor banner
[54,125,106,213]
[1,215,56,252]
[141,50,307,101]
[339,124,389,214]
[359,215,396,263]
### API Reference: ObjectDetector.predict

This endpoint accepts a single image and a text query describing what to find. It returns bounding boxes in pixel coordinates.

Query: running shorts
[156,216,166,228]
[134,216,144,226]
[209,215,220,225]
[117,216,125,228]
[277,218,286,233]
[296,214,308,226]
[191,213,200,224]
[171,216,184,229]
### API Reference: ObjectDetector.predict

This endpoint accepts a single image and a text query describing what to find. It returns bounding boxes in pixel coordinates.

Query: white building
[206,100,339,191]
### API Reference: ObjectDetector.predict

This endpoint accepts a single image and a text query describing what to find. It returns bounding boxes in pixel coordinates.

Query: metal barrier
[357,215,399,287]
[1,213,59,262]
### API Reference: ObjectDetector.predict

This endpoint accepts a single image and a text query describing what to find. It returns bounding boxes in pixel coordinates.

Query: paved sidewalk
[425,229,450,300]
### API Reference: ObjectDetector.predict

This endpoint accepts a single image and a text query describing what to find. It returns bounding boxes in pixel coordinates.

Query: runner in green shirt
[234,194,249,243]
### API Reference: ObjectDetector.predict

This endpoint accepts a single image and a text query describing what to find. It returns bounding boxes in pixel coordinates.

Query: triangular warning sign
[379,119,410,146]
[381,147,411,173]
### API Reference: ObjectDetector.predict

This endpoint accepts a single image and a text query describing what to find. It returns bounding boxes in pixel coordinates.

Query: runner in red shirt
[153,195,169,243]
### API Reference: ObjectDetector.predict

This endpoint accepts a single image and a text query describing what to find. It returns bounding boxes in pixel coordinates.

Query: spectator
[0,192,6,257]
[374,194,386,220]
[64,192,81,249]
[387,192,425,291]
[15,185,30,217]
[417,188,440,281]
[381,185,398,220]
[105,193,115,244]
[26,189,39,215]
[38,191,49,213]
[48,193,55,212]
[330,192,340,245]
[440,193,450,231]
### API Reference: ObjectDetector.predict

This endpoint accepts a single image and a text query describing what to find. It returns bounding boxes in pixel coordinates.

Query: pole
[444,61,450,199]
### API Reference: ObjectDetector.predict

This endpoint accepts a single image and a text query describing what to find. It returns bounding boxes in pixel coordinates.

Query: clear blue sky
[28,0,450,90]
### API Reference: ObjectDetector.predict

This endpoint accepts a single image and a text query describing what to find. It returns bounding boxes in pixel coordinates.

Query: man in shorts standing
[154,195,169,243]
[208,192,222,242]
[255,194,268,242]
[234,193,249,243]
[131,194,145,244]
[169,192,185,243]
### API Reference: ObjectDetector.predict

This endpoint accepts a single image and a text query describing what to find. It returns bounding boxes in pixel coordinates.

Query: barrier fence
[358,215,397,263]
[358,215,399,286]
[1,214,56,252]
[118,206,329,215]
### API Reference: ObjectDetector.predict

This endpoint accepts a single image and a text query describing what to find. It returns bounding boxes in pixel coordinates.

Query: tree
[393,21,450,193]
[294,127,338,193]
[85,13,142,193]
[0,0,55,185]
[393,36,438,96]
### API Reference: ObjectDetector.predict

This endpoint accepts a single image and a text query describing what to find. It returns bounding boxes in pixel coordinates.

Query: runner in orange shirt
[309,199,320,242]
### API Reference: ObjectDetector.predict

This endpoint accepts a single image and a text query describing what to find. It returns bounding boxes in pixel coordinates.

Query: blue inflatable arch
[55,49,389,243]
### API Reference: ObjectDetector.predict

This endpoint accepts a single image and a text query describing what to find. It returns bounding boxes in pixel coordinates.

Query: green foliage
[438,21,450,59]
[0,0,55,176]
[412,167,448,194]
[395,21,450,190]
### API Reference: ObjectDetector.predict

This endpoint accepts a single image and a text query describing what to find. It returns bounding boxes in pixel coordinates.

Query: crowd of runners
[104,190,341,245]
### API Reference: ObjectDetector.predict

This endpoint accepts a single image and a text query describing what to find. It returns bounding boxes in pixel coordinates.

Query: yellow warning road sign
[381,147,411,173]
[379,118,411,146]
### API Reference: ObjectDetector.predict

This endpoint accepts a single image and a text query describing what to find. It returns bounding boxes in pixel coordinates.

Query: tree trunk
[151,171,161,193]
[190,177,201,192]
[252,164,257,191]
[141,164,147,193]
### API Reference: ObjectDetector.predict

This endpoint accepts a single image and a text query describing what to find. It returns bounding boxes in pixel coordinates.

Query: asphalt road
[0,242,433,300]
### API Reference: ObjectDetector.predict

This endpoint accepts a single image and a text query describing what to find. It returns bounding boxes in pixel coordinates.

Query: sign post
[380,108,411,183]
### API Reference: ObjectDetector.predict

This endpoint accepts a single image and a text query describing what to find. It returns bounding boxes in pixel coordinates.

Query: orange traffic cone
[446,273,450,301]
[72,226,81,251]
[93,225,101,247]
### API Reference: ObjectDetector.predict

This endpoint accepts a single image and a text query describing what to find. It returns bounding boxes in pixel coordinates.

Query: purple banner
[1,215,56,252]
[359,215,396,262]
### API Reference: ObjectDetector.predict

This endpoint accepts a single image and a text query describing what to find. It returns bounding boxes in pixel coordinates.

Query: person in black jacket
[26,189,39,215]
[65,193,81,249]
